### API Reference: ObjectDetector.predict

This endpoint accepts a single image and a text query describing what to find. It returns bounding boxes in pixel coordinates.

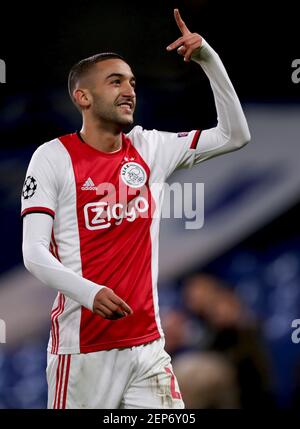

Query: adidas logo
[81,177,97,191]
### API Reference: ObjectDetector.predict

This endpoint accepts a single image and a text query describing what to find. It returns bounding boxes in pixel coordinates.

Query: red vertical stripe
[49,242,55,257]
[53,355,62,409]
[49,231,64,354]
[50,229,64,354]
[51,293,62,354]
[51,294,61,354]
[165,367,182,399]
[51,294,65,354]
[190,130,201,149]
[51,230,61,262]
[54,295,65,354]
[59,132,160,353]
[62,355,71,409]
[56,355,66,409]
[50,240,57,259]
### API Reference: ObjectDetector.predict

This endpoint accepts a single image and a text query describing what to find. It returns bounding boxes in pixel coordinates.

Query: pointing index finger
[174,8,190,35]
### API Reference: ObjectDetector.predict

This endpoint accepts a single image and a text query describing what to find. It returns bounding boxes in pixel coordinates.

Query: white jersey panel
[126,125,200,180]
[20,138,83,354]
[47,140,83,354]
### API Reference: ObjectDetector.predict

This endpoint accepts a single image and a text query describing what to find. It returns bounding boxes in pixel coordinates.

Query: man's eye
[112,80,121,85]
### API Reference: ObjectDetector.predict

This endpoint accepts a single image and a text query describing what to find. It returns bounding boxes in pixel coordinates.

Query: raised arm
[166,9,250,161]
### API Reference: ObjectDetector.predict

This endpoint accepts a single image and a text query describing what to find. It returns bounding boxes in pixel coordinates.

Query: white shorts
[46,338,184,409]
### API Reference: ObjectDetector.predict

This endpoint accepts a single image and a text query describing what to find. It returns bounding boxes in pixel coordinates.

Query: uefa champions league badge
[120,162,147,188]
[22,176,37,199]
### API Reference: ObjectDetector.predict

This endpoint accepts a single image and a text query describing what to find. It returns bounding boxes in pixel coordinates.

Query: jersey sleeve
[129,127,202,180]
[21,143,59,218]
[22,213,104,311]
[129,37,250,181]
[155,129,202,178]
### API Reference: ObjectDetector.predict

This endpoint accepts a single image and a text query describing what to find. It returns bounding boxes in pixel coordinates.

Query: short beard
[91,95,134,128]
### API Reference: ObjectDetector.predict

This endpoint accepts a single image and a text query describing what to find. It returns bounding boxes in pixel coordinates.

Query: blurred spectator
[161,306,211,356]
[161,309,189,356]
[160,284,240,408]
[173,351,240,409]
[182,273,276,408]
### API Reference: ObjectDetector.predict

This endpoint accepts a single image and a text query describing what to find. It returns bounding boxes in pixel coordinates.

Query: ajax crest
[120,162,147,188]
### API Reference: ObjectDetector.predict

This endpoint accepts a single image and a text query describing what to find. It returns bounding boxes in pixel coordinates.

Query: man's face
[84,59,136,127]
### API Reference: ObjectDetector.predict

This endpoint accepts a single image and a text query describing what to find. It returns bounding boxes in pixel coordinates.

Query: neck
[80,118,123,153]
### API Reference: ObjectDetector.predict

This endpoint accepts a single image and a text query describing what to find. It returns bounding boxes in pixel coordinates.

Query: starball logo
[0,59,6,83]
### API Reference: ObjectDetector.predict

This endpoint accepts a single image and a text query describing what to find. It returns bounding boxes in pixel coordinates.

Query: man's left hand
[166,9,203,62]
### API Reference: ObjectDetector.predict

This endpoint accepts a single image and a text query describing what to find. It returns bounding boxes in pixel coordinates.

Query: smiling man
[21,9,250,409]
[68,53,137,151]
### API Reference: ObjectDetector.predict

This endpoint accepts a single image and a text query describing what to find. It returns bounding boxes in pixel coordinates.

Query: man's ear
[73,88,92,109]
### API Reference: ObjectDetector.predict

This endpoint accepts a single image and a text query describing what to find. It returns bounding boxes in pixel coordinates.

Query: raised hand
[93,287,133,320]
[166,9,203,62]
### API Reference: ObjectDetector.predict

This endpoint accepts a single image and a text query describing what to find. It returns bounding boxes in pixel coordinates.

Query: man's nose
[122,82,135,98]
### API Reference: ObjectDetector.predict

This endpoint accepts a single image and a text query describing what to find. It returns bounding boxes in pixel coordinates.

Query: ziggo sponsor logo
[84,196,149,230]
[83,181,205,231]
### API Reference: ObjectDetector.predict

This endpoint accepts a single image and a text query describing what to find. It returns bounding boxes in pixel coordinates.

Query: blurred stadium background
[0,0,299,408]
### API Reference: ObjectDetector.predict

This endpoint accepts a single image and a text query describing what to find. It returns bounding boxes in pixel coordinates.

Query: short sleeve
[21,143,59,218]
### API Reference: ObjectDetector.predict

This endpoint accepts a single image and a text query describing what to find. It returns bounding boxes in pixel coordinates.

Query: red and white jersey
[21,40,251,355]
[21,127,203,354]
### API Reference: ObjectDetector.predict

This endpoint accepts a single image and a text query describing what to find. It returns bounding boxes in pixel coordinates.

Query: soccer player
[21,9,250,409]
